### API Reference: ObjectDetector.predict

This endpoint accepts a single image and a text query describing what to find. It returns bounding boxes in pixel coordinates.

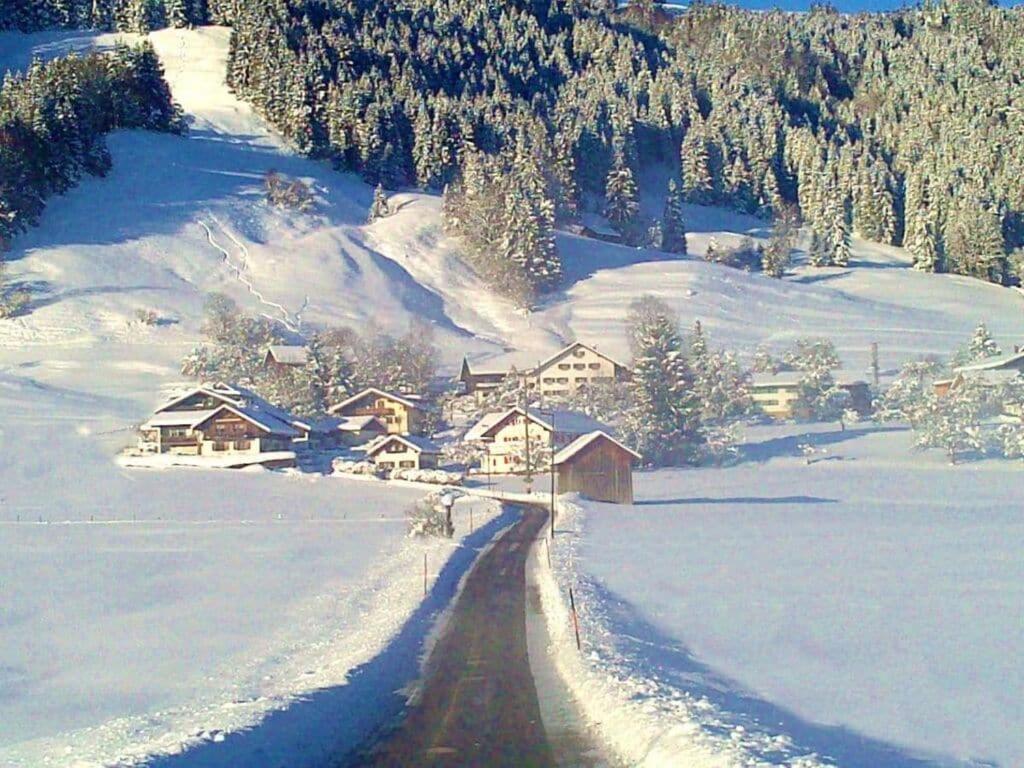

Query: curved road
[356,505,562,767]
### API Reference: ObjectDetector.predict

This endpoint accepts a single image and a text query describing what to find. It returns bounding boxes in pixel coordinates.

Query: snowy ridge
[533,497,833,768]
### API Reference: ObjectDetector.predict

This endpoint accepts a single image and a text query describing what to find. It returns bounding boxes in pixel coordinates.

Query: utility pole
[523,384,532,490]
[550,411,556,540]
[871,342,880,388]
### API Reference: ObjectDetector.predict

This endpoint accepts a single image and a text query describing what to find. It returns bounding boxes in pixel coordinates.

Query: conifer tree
[662,178,688,255]
[622,296,703,466]
[367,183,390,222]
[604,141,641,238]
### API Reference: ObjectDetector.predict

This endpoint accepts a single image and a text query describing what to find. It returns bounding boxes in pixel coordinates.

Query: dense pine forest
[0,43,184,251]
[3,0,1024,302]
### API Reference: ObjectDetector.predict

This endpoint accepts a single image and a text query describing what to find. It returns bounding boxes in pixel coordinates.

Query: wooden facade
[554,432,640,505]
[330,388,424,435]
[367,435,441,471]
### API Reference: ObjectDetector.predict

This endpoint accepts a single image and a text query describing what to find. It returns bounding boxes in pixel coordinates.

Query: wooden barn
[553,431,640,505]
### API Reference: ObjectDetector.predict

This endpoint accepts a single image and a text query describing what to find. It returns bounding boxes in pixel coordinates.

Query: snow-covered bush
[389,468,464,485]
[331,458,383,477]
[405,490,462,538]
[996,422,1024,460]
[913,379,987,464]
[0,287,30,318]
[135,308,159,326]
[264,171,314,212]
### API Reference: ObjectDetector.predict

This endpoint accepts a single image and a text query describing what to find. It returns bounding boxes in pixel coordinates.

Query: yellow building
[329,388,425,435]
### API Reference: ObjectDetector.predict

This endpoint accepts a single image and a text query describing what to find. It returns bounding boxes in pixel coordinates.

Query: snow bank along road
[352,505,595,768]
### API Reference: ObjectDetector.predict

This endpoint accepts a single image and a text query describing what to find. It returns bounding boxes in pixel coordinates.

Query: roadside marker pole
[470,505,474,533]
[569,587,582,651]
[423,552,428,596]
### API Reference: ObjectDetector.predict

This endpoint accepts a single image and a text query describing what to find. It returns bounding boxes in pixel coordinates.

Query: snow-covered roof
[337,415,387,432]
[154,383,306,435]
[266,345,309,366]
[578,212,621,238]
[476,407,612,439]
[553,431,641,465]
[958,369,1021,385]
[197,403,301,438]
[328,387,424,414]
[366,434,441,456]
[464,411,507,442]
[141,409,218,429]
[956,351,1024,374]
[534,341,629,375]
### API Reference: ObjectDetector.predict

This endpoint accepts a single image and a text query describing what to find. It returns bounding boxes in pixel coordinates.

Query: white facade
[530,343,626,398]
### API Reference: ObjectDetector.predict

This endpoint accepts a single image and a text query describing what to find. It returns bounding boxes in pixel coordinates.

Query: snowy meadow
[544,423,1024,768]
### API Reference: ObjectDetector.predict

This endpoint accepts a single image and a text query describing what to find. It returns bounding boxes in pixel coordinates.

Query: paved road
[360,506,555,768]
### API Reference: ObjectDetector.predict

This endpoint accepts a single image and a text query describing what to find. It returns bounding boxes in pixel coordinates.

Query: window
[573,363,586,370]
[379,461,394,469]
[167,427,189,438]
[573,348,585,358]
[236,440,252,450]
[588,363,601,370]
[213,441,229,452]
[400,461,415,469]
[558,363,570,370]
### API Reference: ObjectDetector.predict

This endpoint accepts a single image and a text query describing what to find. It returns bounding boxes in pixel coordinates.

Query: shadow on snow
[587,579,971,768]
[737,425,908,464]
[142,508,518,768]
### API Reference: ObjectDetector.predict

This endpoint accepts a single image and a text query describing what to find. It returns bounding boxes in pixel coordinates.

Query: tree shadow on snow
[555,231,688,288]
[141,508,518,768]
[737,425,908,464]
[587,580,973,768]
[632,495,838,506]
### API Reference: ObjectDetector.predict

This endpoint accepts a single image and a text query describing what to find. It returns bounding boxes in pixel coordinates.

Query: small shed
[553,431,640,505]
[264,346,309,370]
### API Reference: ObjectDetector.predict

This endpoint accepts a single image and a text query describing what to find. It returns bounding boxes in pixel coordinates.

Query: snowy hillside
[5,29,1024,385]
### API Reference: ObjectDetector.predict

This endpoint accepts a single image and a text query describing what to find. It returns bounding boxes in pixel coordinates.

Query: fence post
[569,587,581,651]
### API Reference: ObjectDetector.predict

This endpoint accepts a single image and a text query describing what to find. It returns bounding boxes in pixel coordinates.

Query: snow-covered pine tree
[914,378,986,464]
[680,126,713,204]
[604,140,641,239]
[661,178,688,255]
[951,321,1002,367]
[367,183,390,222]
[622,296,704,466]
[166,0,188,27]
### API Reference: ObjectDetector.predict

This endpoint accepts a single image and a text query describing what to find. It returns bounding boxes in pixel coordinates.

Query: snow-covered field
[0,369,508,767]
[4,24,1024,768]
[538,424,1024,768]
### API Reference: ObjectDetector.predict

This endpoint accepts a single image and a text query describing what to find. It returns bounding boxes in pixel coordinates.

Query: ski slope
[3,25,1024,768]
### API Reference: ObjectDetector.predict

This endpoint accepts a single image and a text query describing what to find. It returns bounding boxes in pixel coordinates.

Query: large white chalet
[465,406,611,475]
[460,341,631,401]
